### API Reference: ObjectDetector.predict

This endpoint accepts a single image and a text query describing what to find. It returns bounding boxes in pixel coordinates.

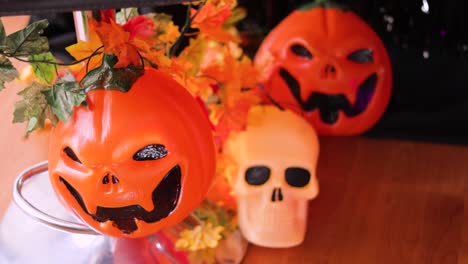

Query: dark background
[240,0,468,145]
[24,0,468,145]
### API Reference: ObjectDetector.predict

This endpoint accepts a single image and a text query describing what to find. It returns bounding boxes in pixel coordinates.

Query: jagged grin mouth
[59,165,181,234]
[279,68,378,124]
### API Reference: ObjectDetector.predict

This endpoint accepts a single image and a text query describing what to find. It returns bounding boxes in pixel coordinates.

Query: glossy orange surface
[48,68,216,237]
[255,6,392,135]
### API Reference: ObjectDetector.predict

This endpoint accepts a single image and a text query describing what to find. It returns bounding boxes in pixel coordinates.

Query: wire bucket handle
[12,161,99,235]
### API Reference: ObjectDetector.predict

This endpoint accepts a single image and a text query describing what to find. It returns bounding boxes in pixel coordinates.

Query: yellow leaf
[159,21,180,43]
[66,27,103,76]
[154,16,180,43]
[175,223,224,252]
[18,64,34,83]
[66,29,102,61]
[178,38,209,76]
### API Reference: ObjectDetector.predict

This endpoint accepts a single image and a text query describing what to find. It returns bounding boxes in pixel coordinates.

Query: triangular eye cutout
[290,44,313,59]
[63,147,82,164]
[347,49,374,63]
[133,144,168,161]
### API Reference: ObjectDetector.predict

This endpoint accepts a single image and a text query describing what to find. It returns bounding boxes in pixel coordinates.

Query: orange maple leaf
[192,3,231,28]
[93,17,156,68]
[238,56,259,89]
[199,25,239,43]
[201,45,260,105]
[206,152,238,210]
[199,45,261,147]
[191,2,239,43]
[171,60,217,97]
[212,99,252,145]
[66,23,103,79]
[145,49,172,69]
[93,20,136,67]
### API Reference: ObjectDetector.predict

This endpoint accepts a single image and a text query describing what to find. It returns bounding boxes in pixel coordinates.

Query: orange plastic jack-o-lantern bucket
[48,68,216,237]
[255,2,392,135]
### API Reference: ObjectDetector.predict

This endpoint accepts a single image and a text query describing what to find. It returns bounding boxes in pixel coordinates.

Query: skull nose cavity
[271,187,284,202]
[277,188,283,201]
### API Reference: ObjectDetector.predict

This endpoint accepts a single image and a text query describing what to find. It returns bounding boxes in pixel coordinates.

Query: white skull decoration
[225,106,319,248]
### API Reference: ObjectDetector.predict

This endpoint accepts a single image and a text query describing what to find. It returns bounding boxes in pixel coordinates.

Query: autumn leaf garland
[0,56,18,91]
[0,19,86,133]
[1,0,264,144]
[0,1,268,258]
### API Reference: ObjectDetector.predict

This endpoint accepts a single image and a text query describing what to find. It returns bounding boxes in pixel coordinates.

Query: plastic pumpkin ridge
[255,4,392,135]
[48,68,216,238]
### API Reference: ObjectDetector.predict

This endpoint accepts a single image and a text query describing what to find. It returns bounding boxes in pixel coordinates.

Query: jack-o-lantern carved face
[48,68,216,237]
[255,5,392,135]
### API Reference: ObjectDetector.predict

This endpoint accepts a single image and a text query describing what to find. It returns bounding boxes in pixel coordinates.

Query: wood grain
[243,137,467,264]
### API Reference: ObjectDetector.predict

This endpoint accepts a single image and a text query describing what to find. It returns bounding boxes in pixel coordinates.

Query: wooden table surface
[244,137,468,264]
[1,16,467,264]
[1,134,466,263]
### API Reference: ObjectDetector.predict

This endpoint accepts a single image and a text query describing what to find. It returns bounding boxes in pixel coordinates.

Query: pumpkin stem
[298,0,350,11]
[81,53,145,93]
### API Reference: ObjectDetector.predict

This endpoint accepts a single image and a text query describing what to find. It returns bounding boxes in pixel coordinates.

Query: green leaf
[0,56,18,91]
[5,19,49,56]
[59,70,78,82]
[30,52,56,84]
[116,8,140,24]
[0,19,6,49]
[81,54,144,93]
[13,82,48,134]
[42,81,86,122]
[26,117,38,133]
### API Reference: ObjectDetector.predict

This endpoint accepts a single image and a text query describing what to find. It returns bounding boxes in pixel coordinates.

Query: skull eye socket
[285,167,310,187]
[245,166,270,186]
[133,144,168,161]
[63,147,82,164]
[347,49,374,63]
[290,44,313,59]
